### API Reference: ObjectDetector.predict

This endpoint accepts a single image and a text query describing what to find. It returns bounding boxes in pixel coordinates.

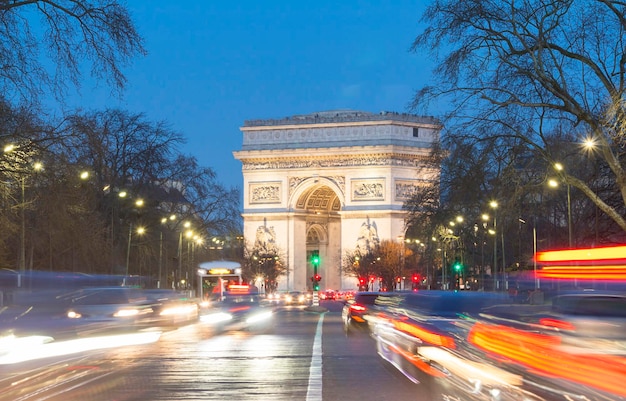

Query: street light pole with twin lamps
[489,201,498,291]
[553,163,573,247]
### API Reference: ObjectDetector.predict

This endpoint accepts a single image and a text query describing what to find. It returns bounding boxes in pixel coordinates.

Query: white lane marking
[306,313,325,401]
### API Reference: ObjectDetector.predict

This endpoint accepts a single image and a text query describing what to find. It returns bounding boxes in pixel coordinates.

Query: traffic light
[311,250,320,290]
[311,250,320,266]
[412,273,420,290]
[453,261,463,272]
[311,273,321,291]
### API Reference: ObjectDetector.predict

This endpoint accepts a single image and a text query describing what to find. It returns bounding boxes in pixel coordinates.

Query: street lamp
[490,201,498,291]
[158,214,177,289]
[552,162,573,248]
[519,218,539,290]
[4,142,44,280]
[125,224,145,277]
[178,221,191,288]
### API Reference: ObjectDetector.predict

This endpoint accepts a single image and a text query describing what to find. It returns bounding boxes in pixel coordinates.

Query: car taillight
[229,306,251,313]
[539,317,576,331]
[350,303,367,312]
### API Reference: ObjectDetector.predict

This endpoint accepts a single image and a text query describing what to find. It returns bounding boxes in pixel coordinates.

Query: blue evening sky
[61,1,434,191]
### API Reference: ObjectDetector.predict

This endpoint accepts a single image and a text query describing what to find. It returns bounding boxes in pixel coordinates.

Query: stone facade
[233,110,441,292]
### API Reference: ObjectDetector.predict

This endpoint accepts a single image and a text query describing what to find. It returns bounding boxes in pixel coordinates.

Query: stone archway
[233,110,441,292]
[292,181,343,292]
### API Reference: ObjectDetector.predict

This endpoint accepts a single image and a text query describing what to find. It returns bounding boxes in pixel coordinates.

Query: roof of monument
[243,110,440,127]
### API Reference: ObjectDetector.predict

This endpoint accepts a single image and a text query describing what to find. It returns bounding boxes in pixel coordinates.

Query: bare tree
[0,0,145,104]
[1,108,242,276]
[375,240,412,291]
[343,240,412,291]
[412,0,626,235]
[241,241,286,293]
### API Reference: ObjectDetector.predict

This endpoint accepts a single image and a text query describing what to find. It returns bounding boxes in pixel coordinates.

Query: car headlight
[113,308,142,318]
[67,310,82,319]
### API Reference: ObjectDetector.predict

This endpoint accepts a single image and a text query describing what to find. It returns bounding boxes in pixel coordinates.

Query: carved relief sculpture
[250,182,281,204]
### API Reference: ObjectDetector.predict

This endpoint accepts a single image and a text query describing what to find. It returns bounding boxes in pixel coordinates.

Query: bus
[197,260,244,301]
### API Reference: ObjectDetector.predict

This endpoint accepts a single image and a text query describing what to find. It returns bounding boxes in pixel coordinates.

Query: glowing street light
[126,225,146,277]
[551,162,572,247]
[490,201,499,290]
[177,221,192,288]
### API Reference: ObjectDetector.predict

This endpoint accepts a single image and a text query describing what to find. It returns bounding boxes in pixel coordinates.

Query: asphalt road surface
[0,300,426,401]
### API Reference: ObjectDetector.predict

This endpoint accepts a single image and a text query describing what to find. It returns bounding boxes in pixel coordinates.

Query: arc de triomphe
[233,110,441,292]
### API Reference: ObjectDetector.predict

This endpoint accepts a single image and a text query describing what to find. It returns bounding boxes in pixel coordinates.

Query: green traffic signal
[311,250,320,265]
[453,262,462,271]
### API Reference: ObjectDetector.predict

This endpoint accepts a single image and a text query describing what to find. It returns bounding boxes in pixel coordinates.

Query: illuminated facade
[233,110,441,291]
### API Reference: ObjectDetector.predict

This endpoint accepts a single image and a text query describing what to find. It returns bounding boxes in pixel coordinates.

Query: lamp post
[519,218,539,290]
[124,198,144,277]
[19,176,25,274]
[178,221,191,289]
[158,214,177,289]
[3,144,43,281]
[125,224,145,277]
[489,201,498,291]
[481,214,490,290]
[553,163,572,248]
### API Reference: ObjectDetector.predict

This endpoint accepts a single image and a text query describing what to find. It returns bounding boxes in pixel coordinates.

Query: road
[0,300,424,401]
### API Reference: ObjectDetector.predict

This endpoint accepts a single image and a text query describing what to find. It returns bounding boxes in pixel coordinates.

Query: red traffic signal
[314,274,322,282]
[412,274,420,283]
[358,277,366,285]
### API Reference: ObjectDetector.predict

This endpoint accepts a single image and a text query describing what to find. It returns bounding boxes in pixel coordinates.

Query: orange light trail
[468,321,626,397]
[535,245,626,264]
[392,319,456,349]
[537,265,626,280]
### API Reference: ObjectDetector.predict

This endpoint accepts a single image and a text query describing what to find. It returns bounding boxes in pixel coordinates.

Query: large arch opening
[294,184,343,292]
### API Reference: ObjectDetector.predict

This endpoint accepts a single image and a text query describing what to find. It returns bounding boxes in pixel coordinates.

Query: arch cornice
[235,147,434,171]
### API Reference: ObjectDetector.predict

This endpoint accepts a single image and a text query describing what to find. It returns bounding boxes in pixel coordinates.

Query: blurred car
[469,290,626,400]
[284,291,308,305]
[323,290,336,300]
[342,291,393,335]
[266,292,283,303]
[370,291,516,400]
[200,291,274,333]
[56,287,159,337]
[142,289,199,327]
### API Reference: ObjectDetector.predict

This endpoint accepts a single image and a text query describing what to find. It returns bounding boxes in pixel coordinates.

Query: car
[342,291,393,335]
[370,291,513,399]
[142,289,199,327]
[266,292,283,303]
[469,290,626,400]
[284,291,308,305]
[55,287,160,337]
[200,291,275,333]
